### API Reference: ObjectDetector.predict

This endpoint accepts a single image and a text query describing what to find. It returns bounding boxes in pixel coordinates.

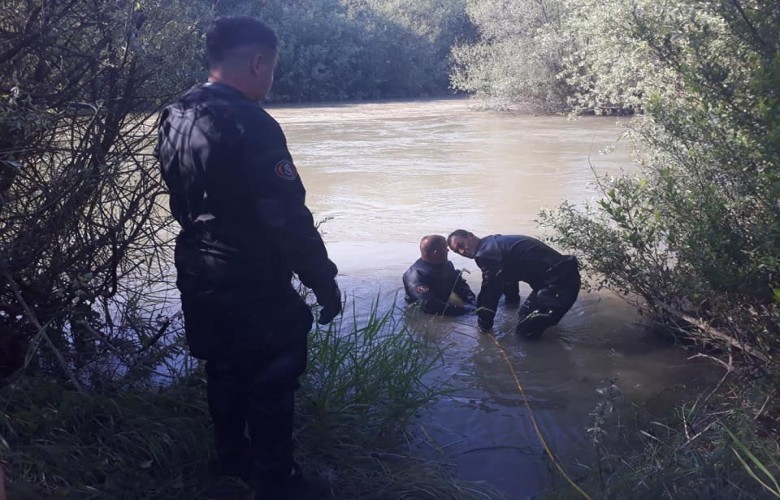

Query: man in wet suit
[403,235,476,315]
[447,230,581,338]
[156,16,340,499]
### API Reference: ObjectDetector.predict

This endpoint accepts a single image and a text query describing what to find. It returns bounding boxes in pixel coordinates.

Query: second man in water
[403,235,476,316]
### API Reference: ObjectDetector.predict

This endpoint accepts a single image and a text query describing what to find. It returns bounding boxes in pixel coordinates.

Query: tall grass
[576,375,780,500]
[298,297,501,499]
[0,298,502,499]
[0,376,228,500]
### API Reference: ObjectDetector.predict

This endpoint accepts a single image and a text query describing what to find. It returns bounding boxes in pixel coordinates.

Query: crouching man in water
[447,230,581,338]
[156,16,340,499]
[403,235,476,315]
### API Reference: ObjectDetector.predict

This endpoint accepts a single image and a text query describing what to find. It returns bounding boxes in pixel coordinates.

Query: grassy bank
[618,374,778,499]
[0,302,501,499]
[554,365,780,500]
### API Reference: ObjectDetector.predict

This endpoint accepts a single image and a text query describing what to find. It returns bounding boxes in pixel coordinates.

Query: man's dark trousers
[516,258,581,337]
[180,284,312,485]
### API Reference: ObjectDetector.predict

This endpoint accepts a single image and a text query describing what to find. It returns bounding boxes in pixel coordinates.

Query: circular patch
[274,159,298,181]
[415,285,430,294]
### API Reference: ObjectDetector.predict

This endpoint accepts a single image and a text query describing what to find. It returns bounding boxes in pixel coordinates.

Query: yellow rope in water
[485,333,592,500]
[406,271,591,497]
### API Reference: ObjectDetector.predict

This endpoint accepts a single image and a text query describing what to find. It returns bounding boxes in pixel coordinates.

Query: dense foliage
[451,0,573,111]
[539,0,780,362]
[0,0,203,385]
[208,0,469,101]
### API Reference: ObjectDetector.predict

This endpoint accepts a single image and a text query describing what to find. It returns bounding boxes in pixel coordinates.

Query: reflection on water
[269,98,713,497]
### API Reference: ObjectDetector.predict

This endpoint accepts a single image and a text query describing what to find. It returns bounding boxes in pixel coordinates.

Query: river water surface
[268,98,712,498]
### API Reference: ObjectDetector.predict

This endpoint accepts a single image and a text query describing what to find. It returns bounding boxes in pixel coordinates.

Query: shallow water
[268,98,712,497]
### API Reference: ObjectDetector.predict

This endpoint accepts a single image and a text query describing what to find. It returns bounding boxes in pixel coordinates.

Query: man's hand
[314,281,342,325]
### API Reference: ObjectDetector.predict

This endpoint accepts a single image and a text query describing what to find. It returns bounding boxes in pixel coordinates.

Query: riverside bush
[0,0,203,382]
[540,0,780,362]
[538,1,779,496]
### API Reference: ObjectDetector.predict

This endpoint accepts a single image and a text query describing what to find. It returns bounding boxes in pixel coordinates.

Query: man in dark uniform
[447,230,580,338]
[156,16,340,499]
[402,235,475,315]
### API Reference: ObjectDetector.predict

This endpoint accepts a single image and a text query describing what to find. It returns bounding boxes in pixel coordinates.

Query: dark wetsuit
[156,82,338,485]
[474,234,580,337]
[403,259,475,315]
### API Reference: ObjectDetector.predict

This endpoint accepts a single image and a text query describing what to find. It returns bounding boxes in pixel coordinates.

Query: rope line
[485,332,592,500]
[406,271,591,498]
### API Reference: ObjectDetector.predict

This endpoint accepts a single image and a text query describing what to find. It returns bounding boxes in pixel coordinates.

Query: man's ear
[250,52,265,75]
[250,50,272,75]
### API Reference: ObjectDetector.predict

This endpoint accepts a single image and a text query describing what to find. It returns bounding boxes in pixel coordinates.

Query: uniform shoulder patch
[415,285,430,294]
[274,159,298,181]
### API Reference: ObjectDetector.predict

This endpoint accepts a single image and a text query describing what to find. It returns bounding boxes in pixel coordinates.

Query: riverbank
[3,97,775,499]
[4,309,774,500]
[579,369,780,499]
[0,303,501,499]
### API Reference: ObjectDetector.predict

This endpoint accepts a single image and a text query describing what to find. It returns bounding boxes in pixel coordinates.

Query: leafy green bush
[540,0,780,361]
[450,0,574,111]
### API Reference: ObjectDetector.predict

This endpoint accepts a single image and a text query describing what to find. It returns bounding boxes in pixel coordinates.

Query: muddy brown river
[266,98,712,497]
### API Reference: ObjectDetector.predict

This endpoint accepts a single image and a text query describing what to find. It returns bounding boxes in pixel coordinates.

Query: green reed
[571,376,780,500]
[297,296,502,499]
[0,297,502,499]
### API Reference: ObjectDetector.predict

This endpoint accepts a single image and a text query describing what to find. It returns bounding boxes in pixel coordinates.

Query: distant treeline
[184,0,474,102]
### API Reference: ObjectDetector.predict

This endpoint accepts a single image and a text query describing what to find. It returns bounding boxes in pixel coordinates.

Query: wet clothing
[402,259,475,315]
[474,234,580,337]
[156,82,337,490]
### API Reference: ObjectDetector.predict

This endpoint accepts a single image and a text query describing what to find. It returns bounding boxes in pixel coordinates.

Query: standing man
[447,230,580,338]
[402,235,476,316]
[156,16,340,499]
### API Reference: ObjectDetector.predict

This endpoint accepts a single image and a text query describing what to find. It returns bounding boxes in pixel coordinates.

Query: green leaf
[725,427,780,498]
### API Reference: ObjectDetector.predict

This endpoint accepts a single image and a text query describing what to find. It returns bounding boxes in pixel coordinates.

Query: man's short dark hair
[447,229,473,245]
[206,16,278,66]
[420,234,447,255]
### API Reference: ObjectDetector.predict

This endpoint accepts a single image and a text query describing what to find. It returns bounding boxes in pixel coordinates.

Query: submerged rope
[406,271,591,497]
[484,332,592,500]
